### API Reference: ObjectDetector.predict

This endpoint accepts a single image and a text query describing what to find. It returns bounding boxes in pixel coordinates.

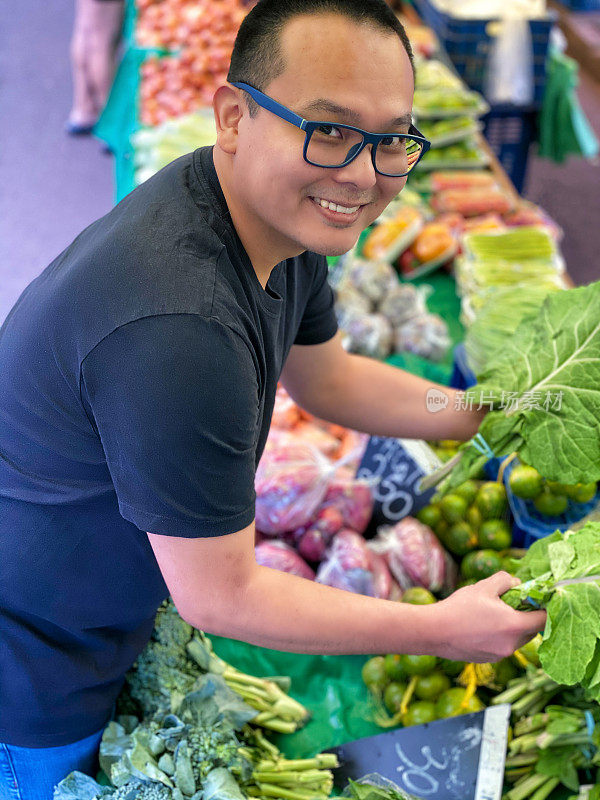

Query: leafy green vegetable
[502,523,600,699]
[202,768,246,800]
[424,281,600,492]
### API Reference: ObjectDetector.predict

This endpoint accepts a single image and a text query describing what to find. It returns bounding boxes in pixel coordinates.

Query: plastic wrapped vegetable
[343,313,393,360]
[369,517,447,593]
[431,187,513,217]
[378,283,425,328]
[394,313,450,361]
[255,540,315,580]
[323,476,375,535]
[316,529,392,598]
[255,444,334,535]
[346,258,399,306]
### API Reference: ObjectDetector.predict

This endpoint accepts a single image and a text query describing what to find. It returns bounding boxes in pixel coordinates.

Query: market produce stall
[83,3,600,799]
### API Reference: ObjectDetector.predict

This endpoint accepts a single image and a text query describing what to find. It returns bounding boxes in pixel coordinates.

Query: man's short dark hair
[227,0,415,116]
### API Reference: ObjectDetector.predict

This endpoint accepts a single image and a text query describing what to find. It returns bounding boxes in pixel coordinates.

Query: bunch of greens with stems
[421,280,600,494]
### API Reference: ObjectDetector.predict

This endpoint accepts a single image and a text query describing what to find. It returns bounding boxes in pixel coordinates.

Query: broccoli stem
[504,753,540,768]
[257,782,328,800]
[529,777,560,800]
[505,772,550,800]
[514,714,549,738]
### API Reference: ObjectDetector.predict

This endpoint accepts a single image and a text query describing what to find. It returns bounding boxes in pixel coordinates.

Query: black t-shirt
[0,146,337,746]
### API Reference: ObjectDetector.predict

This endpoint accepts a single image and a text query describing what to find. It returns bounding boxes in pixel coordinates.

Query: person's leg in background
[67,0,124,134]
[0,727,104,800]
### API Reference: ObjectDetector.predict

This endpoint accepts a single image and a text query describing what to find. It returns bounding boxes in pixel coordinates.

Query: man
[0,0,545,795]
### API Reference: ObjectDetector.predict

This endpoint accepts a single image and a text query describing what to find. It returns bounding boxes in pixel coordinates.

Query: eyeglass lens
[306,125,423,176]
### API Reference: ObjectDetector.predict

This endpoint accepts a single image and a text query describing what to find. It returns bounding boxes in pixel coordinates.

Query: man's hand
[148,528,544,663]
[429,572,547,663]
[282,334,486,442]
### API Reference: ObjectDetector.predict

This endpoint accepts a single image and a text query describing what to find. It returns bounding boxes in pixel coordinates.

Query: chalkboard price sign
[356,437,443,526]
[329,705,510,800]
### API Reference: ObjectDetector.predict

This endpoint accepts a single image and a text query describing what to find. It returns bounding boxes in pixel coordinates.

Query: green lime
[383,681,408,714]
[440,493,469,524]
[400,654,438,676]
[445,521,478,556]
[454,480,479,506]
[384,654,406,681]
[478,519,512,551]
[403,701,437,727]
[493,658,518,687]
[438,659,466,677]
[533,488,568,517]
[546,480,571,495]
[475,482,508,520]
[435,518,449,543]
[566,482,597,504]
[435,687,484,718]
[516,634,542,667]
[461,549,503,580]
[501,555,519,574]
[416,505,442,529]
[361,656,387,690]
[414,671,451,701]
[509,465,543,499]
[401,587,437,605]
[466,505,483,531]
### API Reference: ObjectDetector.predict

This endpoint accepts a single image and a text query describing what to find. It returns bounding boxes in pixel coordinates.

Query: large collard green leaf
[427,282,600,492]
[472,281,600,484]
[502,524,600,694]
[539,582,600,685]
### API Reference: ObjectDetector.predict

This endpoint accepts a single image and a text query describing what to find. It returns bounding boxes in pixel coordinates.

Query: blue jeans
[0,728,104,800]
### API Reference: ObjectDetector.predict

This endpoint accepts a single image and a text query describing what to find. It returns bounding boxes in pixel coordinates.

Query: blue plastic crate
[482,106,538,193]
[497,458,599,548]
[412,0,555,106]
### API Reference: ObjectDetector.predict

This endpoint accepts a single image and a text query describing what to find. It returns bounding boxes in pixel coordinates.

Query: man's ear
[213,84,245,155]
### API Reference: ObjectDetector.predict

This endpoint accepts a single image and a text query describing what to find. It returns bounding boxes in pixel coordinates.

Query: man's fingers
[480,570,520,596]
[518,608,547,635]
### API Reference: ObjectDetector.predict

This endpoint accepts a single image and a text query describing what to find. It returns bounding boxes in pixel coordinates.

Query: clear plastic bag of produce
[322,474,376,535]
[344,256,398,306]
[368,517,447,593]
[255,540,315,580]
[394,313,450,361]
[256,442,372,536]
[378,283,428,328]
[342,313,394,360]
[255,443,336,535]
[316,529,392,599]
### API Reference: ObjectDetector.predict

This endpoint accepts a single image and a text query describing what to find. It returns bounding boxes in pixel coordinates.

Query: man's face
[232,13,415,259]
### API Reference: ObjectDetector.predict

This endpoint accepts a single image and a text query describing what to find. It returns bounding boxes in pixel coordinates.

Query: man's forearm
[197,563,438,656]
[300,353,485,441]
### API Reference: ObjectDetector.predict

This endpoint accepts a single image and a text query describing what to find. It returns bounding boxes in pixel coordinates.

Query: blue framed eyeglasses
[231,81,430,178]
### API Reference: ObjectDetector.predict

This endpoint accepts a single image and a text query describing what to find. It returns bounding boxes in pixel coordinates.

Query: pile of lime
[508,464,597,517]
[418,480,514,582]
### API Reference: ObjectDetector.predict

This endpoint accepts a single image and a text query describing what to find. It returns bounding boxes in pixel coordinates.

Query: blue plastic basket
[412,0,555,106]
[496,458,599,548]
